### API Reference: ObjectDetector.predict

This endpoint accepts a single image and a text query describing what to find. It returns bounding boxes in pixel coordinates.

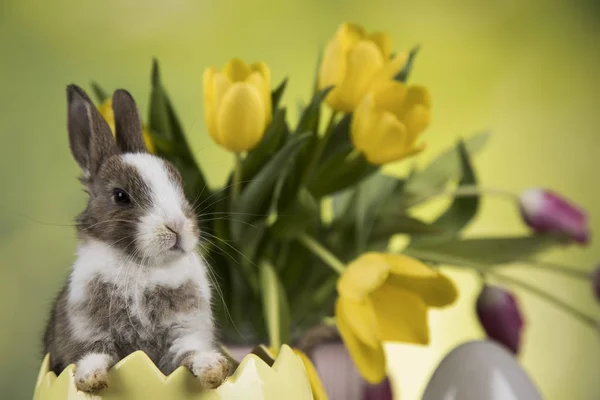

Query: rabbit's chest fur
[47,239,213,374]
[72,276,200,363]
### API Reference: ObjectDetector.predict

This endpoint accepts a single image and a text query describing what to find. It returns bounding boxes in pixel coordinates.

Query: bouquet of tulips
[85,22,598,394]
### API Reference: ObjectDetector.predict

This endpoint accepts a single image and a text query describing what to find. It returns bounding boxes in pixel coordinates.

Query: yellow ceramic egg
[33,345,313,400]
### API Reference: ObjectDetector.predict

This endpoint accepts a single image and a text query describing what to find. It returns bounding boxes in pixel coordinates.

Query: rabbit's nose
[165,225,182,250]
[167,217,185,231]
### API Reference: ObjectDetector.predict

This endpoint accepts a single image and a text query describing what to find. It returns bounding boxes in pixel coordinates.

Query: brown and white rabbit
[42,85,230,393]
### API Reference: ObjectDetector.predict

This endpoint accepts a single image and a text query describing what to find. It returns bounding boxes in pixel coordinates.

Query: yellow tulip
[351,80,431,165]
[97,100,156,153]
[318,22,407,112]
[335,253,457,384]
[203,58,272,153]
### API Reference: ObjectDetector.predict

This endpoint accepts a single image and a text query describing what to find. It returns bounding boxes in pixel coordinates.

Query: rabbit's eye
[112,188,131,205]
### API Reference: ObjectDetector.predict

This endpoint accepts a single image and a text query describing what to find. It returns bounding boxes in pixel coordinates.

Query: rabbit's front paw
[74,353,112,393]
[182,351,230,389]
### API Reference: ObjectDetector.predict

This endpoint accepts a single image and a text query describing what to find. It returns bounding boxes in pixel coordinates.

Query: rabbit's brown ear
[112,89,147,154]
[67,84,118,177]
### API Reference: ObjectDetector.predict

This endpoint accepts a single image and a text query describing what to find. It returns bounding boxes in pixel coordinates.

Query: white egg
[422,340,543,400]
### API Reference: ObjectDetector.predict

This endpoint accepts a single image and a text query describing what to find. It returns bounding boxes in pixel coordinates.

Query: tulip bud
[363,377,394,400]
[203,58,272,153]
[476,285,524,354]
[592,266,600,302]
[97,99,155,153]
[519,188,589,244]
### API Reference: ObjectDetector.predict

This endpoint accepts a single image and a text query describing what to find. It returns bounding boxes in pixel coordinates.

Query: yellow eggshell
[33,345,313,400]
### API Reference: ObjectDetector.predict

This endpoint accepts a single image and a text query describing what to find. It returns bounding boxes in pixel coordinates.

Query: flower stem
[323,109,339,137]
[405,248,592,281]
[301,110,339,186]
[416,185,517,205]
[512,259,592,280]
[403,248,487,270]
[297,233,345,275]
[232,153,242,204]
[489,271,597,328]
[405,248,597,328]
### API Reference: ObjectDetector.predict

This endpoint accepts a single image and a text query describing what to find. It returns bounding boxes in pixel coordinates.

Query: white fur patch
[121,153,198,256]
[67,239,212,342]
[76,353,113,376]
[68,312,109,343]
[189,350,229,387]
[170,326,214,361]
[121,153,185,220]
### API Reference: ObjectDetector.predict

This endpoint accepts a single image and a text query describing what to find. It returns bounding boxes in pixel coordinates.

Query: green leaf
[272,154,305,214]
[331,189,356,225]
[238,220,267,291]
[271,78,288,112]
[326,189,358,256]
[270,164,291,214]
[275,87,332,212]
[405,234,568,267]
[312,46,324,97]
[370,213,444,242]
[295,86,333,135]
[270,189,319,240]
[320,114,352,163]
[148,59,210,223]
[309,152,378,198]
[285,237,338,325]
[149,61,172,141]
[242,108,289,183]
[404,131,490,205]
[431,139,479,232]
[395,45,420,82]
[259,260,291,348]
[149,59,187,145]
[278,241,311,293]
[328,174,444,249]
[239,219,268,262]
[291,268,337,326]
[355,173,401,251]
[90,82,109,104]
[150,135,180,156]
[149,58,200,158]
[231,133,311,239]
[297,99,306,117]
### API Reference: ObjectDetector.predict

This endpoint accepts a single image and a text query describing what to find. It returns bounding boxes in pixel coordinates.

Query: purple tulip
[519,188,589,244]
[476,285,524,355]
[363,377,393,400]
[593,266,600,302]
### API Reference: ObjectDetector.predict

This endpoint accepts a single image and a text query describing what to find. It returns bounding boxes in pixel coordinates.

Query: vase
[32,345,313,400]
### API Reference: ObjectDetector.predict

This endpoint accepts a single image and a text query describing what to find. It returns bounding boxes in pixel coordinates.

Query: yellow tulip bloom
[318,22,407,112]
[97,100,156,153]
[351,80,431,165]
[336,253,457,384]
[203,58,272,153]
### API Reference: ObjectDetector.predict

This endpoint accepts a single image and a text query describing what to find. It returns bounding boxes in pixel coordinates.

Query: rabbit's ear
[67,84,117,177]
[112,89,147,154]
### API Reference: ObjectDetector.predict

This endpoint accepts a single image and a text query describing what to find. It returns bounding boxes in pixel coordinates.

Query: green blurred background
[1,0,599,398]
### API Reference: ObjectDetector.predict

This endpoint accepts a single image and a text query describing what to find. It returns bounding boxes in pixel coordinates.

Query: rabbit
[42,85,231,394]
